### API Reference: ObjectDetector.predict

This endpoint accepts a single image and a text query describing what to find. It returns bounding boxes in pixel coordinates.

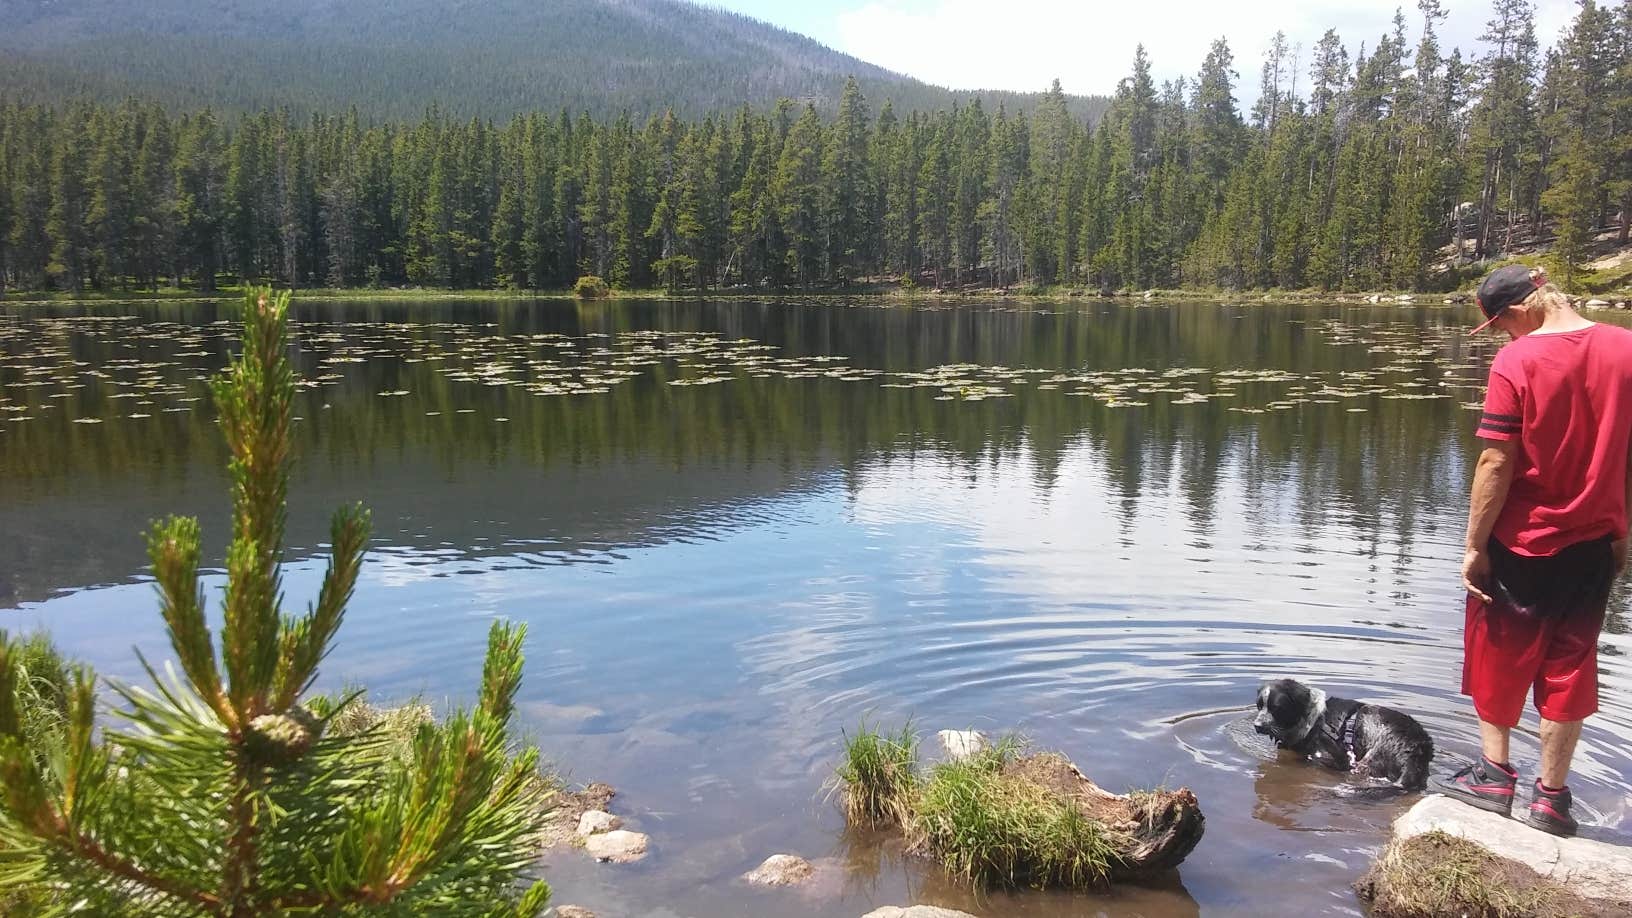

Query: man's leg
[1479,718,1512,767]
[1537,717,1582,788]
[1527,716,1583,836]
[1438,595,1526,813]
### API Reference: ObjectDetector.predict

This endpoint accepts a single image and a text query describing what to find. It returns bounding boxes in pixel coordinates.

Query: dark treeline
[2,0,1629,299]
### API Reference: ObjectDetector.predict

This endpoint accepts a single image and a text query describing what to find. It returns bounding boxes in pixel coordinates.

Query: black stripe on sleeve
[1481,411,1521,423]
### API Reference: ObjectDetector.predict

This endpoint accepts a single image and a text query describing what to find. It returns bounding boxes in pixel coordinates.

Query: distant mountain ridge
[0,0,1109,121]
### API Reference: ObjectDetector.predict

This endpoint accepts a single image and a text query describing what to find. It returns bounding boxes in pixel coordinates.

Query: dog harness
[1320,707,1362,770]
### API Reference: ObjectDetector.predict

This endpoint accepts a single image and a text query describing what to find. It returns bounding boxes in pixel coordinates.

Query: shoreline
[4,285,1626,322]
[0,285,1498,307]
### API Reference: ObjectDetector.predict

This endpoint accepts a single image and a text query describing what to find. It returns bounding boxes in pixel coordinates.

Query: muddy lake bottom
[4,296,1632,916]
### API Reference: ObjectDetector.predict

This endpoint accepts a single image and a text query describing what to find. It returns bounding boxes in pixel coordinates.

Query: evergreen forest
[1,0,1629,298]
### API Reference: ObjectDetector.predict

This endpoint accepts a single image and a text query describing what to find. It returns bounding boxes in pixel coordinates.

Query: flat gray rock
[553,907,596,918]
[1398,795,1632,902]
[582,829,649,864]
[861,908,978,918]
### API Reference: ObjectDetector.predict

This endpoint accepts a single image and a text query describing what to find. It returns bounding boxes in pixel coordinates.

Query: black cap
[1470,264,1545,334]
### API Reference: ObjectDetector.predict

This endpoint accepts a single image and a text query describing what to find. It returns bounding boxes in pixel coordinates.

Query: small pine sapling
[0,289,552,916]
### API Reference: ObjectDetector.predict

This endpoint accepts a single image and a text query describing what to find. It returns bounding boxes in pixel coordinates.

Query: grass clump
[834,720,920,828]
[1356,831,1617,918]
[912,740,1122,889]
[1,632,71,751]
[832,726,1182,891]
[573,274,611,298]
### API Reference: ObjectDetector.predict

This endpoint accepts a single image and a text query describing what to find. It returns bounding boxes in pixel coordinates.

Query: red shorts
[1462,592,1605,726]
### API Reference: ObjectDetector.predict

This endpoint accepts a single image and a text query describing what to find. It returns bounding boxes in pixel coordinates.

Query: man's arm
[1617,434,1632,576]
[1463,438,1519,602]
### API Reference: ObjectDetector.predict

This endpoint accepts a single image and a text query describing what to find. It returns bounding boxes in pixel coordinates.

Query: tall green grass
[911,740,1121,889]
[833,720,920,828]
[834,725,1127,889]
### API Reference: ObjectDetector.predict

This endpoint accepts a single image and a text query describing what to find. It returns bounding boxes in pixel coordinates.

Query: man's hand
[1614,538,1628,577]
[1463,547,1494,604]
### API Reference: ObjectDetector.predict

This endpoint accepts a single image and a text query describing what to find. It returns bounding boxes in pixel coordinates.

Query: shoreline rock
[935,729,987,762]
[743,853,814,886]
[861,908,977,918]
[1389,795,1632,903]
[537,781,617,848]
[582,829,649,864]
[575,810,622,837]
[1356,795,1632,917]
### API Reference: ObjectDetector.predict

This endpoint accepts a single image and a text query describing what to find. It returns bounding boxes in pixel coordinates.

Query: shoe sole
[1432,783,1515,816]
[1525,811,1577,838]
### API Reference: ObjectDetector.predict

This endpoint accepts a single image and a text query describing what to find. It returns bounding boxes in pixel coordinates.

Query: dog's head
[1254,678,1325,746]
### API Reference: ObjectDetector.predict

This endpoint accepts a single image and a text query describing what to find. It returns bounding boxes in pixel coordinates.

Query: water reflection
[3,298,1632,916]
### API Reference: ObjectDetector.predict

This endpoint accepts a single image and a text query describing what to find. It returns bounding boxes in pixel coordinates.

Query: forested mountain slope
[0,0,1108,120]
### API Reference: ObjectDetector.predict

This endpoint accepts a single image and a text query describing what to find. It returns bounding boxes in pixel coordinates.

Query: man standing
[1435,265,1632,837]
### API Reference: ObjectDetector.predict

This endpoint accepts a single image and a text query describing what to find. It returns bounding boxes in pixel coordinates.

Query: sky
[705,0,1580,99]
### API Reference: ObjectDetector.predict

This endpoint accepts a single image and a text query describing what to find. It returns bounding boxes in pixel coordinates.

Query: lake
[3,296,1630,916]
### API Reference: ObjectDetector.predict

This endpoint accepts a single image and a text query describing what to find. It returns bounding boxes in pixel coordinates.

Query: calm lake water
[4,296,1631,916]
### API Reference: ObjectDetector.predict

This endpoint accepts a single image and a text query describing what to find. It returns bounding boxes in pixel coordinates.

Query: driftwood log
[1001,752,1205,878]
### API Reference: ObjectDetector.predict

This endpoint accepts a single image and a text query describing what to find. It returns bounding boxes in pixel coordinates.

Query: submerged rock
[553,907,597,918]
[861,908,978,918]
[583,829,649,864]
[743,853,813,886]
[935,729,988,762]
[1387,795,1632,904]
[576,810,622,836]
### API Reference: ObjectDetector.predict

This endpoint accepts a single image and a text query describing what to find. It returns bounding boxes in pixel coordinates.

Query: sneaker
[1433,756,1518,816]
[1526,781,1579,837]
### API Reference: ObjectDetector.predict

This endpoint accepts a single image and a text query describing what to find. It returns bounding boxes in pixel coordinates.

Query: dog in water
[1254,678,1433,792]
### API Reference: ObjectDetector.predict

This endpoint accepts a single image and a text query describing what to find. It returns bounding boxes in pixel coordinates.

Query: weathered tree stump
[999,752,1205,878]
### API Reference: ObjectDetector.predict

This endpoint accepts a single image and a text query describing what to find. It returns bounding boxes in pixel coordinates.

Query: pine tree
[951,100,990,286]
[7,108,53,290]
[1611,0,1632,244]
[47,109,94,293]
[1192,39,1245,212]
[1541,0,1617,286]
[917,117,953,287]
[131,105,178,289]
[0,289,552,916]
[1024,79,1075,284]
[772,104,826,286]
[175,111,227,292]
[982,106,1024,288]
[823,77,874,286]
[492,121,528,288]
[1468,0,1541,257]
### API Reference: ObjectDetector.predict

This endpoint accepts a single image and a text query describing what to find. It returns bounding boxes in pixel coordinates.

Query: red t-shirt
[1477,323,1632,556]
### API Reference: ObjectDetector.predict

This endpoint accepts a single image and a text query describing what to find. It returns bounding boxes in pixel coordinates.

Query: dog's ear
[1265,682,1307,726]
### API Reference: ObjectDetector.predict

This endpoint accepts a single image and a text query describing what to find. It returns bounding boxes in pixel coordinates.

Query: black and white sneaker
[1525,781,1578,837]
[1433,756,1518,816]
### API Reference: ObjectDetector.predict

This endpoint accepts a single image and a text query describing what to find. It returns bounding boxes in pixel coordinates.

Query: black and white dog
[1253,678,1433,792]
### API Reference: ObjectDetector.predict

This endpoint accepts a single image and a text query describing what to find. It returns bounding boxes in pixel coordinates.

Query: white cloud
[835,0,1579,101]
